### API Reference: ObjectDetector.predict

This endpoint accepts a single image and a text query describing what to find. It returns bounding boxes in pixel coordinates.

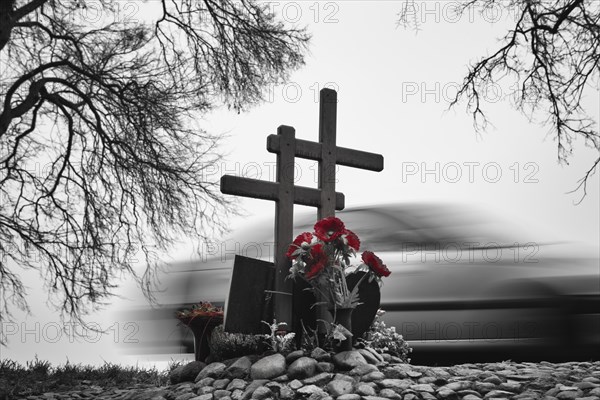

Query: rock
[458,390,482,398]
[231,389,244,400]
[441,381,472,392]
[558,386,579,392]
[251,386,272,400]
[214,390,232,399]
[437,388,458,399]
[196,363,227,381]
[304,372,334,385]
[556,392,581,400]
[174,394,198,400]
[474,382,497,394]
[379,378,412,391]
[227,357,252,379]
[484,390,518,398]
[286,350,305,363]
[226,379,248,391]
[383,365,409,379]
[410,384,435,393]
[297,384,327,396]
[363,347,385,363]
[311,348,332,362]
[213,379,231,390]
[250,354,286,380]
[272,374,289,383]
[333,351,368,370]
[362,371,386,382]
[280,385,295,400]
[317,362,335,373]
[196,386,215,395]
[327,379,355,396]
[241,380,269,400]
[289,379,303,390]
[513,391,542,400]
[288,357,318,380]
[462,395,483,400]
[349,364,379,376]
[483,376,503,385]
[195,377,215,388]
[191,395,213,400]
[334,373,356,383]
[337,395,361,400]
[362,397,390,400]
[575,382,598,390]
[428,368,452,380]
[356,383,377,396]
[407,370,423,379]
[170,361,207,384]
[378,388,402,399]
[359,349,382,365]
[499,381,522,392]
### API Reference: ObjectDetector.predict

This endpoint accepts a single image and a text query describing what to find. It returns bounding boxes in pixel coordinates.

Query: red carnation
[344,230,360,251]
[362,251,391,277]
[305,244,328,279]
[286,232,314,259]
[314,217,346,242]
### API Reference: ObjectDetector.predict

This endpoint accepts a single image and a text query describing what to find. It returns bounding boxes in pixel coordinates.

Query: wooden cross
[220,88,383,329]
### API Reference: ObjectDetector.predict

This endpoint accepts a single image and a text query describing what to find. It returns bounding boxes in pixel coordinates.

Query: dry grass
[0,357,181,399]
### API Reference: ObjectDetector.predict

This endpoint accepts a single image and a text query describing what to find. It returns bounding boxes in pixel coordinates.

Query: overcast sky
[2,1,598,370]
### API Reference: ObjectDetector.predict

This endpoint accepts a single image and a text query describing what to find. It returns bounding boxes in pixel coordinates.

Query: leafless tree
[0,0,309,342]
[399,0,599,200]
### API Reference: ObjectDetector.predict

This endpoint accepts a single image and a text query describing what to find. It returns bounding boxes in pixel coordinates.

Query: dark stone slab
[224,255,275,334]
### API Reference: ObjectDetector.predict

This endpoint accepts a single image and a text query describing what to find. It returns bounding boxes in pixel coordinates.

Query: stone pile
[16,350,600,400]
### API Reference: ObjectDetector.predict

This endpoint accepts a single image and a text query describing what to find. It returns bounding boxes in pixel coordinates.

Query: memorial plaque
[224,255,275,334]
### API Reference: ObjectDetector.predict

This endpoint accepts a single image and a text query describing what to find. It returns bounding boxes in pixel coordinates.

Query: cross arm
[220,175,345,209]
[267,135,384,172]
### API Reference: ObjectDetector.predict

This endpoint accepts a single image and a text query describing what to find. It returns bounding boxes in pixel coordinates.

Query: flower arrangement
[175,302,224,323]
[286,216,391,310]
[175,302,225,362]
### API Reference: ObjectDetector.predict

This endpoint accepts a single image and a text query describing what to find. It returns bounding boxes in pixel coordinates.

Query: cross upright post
[318,88,338,220]
[273,126,296,327]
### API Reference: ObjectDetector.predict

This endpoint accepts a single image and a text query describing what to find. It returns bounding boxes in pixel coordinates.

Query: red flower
[362,251,391,277]
[344,230,360,251]
[286,232,314,259]
[314,217,345,242]
[305,244,328,279]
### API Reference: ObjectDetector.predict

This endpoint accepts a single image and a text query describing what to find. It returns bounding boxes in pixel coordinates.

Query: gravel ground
[16,355,600,400]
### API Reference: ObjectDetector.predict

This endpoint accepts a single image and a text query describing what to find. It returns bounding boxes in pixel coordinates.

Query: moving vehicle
[123,203,600,364]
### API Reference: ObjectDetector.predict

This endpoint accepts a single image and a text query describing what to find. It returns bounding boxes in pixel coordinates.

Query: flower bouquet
[175,302,224,361]
[286,216,390,348]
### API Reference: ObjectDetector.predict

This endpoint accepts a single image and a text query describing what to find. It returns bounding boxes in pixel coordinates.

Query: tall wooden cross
[220,88,383,328]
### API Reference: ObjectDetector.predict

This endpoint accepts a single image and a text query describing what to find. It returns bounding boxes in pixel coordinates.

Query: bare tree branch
[0,0,310,343]
[398,0,599,198]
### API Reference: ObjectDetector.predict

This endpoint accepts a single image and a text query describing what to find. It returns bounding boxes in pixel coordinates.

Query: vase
[328,307,354,351]
[180,315,224,361]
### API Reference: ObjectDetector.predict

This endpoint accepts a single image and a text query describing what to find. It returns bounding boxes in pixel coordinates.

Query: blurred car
[123,203,600,364]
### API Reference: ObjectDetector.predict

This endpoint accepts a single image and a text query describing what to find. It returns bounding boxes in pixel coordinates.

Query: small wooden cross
[220,88,383,329]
